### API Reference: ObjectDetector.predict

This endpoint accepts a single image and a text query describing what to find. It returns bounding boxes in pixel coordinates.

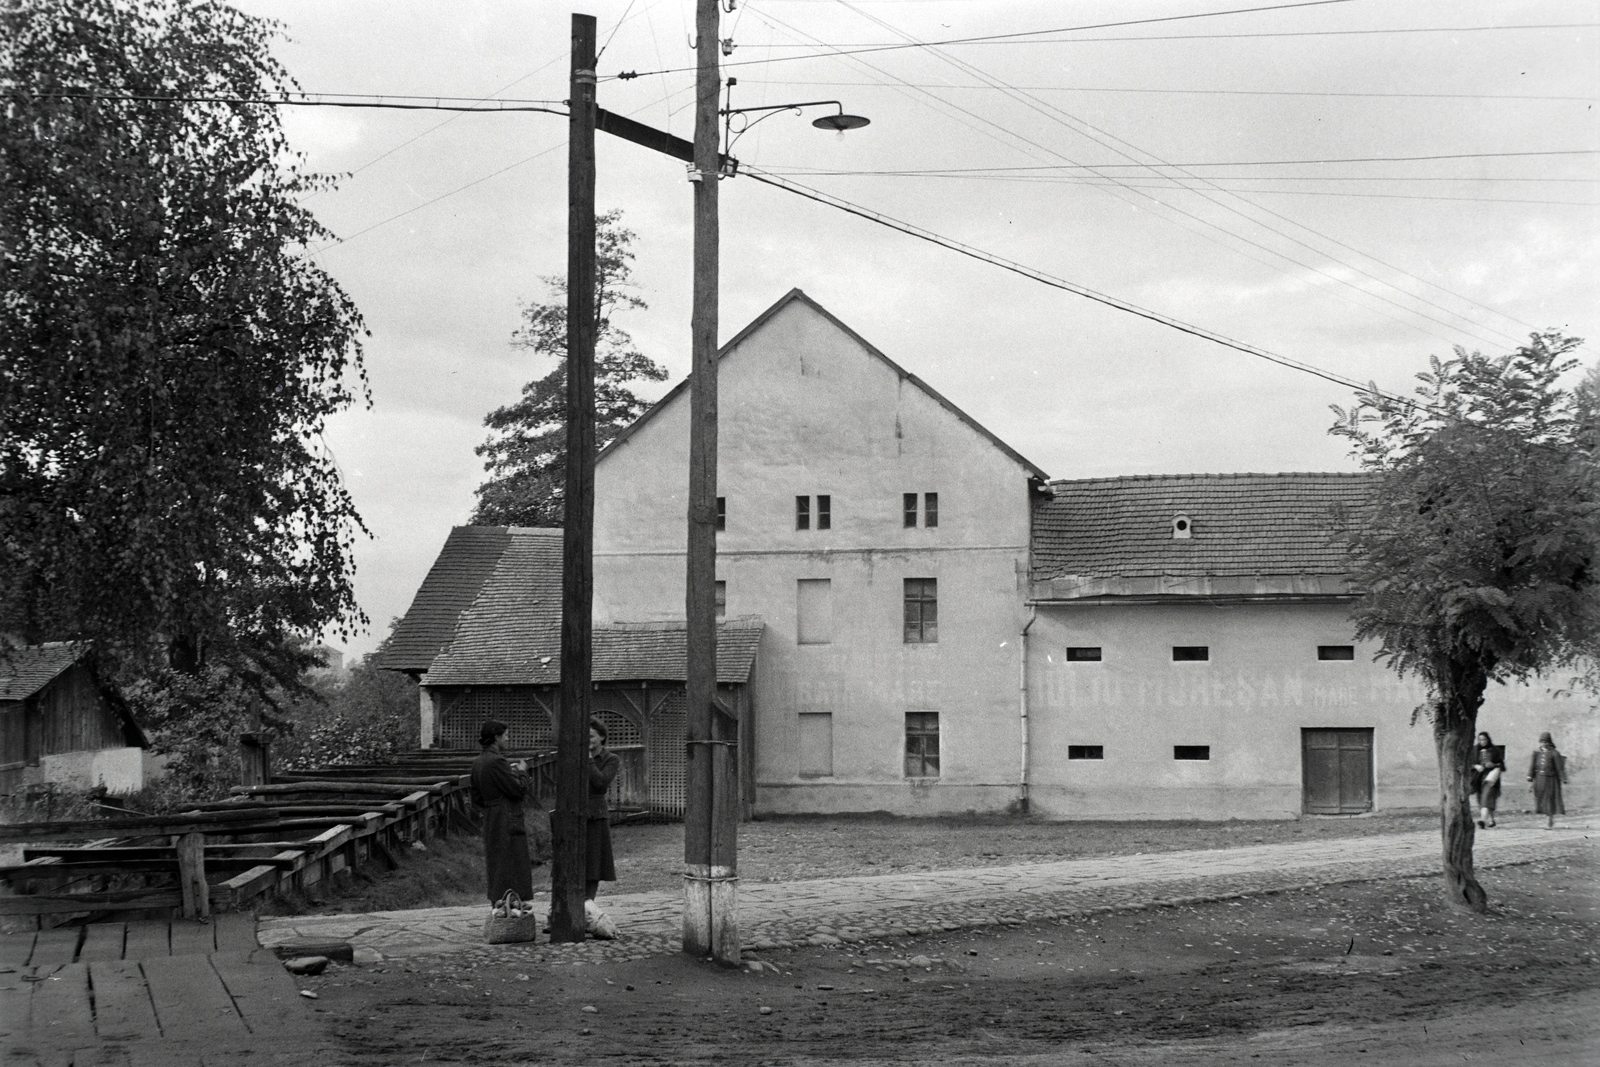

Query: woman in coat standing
[470,719,533,903]
[586,719,621,905]
[1471,731,1506,829]
[1528,732,1568,830]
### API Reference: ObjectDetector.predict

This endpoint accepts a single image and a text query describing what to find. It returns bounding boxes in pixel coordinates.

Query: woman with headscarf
[1527,732,1568,830]
[1471,731,1506,829]
[586,718,621,907]
[470,719,534,903]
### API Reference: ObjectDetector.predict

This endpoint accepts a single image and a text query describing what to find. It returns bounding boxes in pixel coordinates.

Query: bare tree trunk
[1434,664,1488,913]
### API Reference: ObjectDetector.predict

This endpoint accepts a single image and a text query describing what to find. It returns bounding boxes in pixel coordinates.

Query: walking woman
[1528,732,1568,830]
[470,719,533,903]
[1471,731,1506,829]
[586,719,621,908]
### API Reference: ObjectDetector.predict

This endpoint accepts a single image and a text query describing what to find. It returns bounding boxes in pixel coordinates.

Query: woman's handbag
[484,890,540,944]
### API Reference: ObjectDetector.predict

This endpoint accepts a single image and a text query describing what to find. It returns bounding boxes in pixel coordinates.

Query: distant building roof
[394,526,764,687]
[378,525,515,673]
[1031,472,1376,600]
[0,642,85,701]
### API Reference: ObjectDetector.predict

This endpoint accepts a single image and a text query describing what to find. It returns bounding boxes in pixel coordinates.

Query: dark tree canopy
[0,0,368,688]
[1331,332,1599,911]
[472,210,668,528]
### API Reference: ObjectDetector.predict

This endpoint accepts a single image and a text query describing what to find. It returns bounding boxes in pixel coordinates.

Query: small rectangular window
[903,492,918,528]
[714,580,726,618]
[1172,646,1210,662]
[1065,647,1102,662]
[924,492,938,528]
[903,577,938,643]
[1067,745,1104,760]
[1318,645,1355,661]
[905,712,940,778]
[715,497,725,532]
[796,579,833,645]
[798,712,833,777]
[796,495,810,531]
[1174,745,1211,761]
[817,494,831,531]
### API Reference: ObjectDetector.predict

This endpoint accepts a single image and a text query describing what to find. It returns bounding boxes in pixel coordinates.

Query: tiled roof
[413,528,765,687]
[0,642,84,701]
[1032,473,1376,588]
[378,525,516,673]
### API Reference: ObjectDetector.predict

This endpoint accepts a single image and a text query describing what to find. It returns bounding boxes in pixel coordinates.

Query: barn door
[1302,728,1374,814]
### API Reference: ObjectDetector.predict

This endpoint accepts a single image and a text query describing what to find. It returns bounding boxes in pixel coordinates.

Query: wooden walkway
[0,914,334,1065]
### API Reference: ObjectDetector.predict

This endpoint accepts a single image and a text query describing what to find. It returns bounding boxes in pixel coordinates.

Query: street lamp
[722,79,871,148]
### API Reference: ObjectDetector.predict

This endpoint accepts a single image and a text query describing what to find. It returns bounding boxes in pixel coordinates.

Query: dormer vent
[1172,514,1193,539]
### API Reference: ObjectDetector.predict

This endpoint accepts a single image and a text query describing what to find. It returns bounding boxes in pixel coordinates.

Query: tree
[1331,333,1600,912]
[0,0,368,690]
[471,210,667,527]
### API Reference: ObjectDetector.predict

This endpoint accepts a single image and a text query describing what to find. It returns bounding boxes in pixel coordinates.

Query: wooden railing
[0,748,557,922]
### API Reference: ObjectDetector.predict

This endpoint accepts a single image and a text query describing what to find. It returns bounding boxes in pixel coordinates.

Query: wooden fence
[0,749,556,924]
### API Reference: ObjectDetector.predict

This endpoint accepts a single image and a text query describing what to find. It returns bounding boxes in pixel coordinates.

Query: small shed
[0,643,149,797]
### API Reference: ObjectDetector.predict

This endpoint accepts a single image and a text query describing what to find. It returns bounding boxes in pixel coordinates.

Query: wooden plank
[77,923,126,962]
[28,926,84,966]
[73,1046,134,1067]
[0,809,284,844]
[28,961,98,1050]
[175,832,208,919]
[89,959,163,1041]
[140,954,249,1041]
[122,921,169,959]
[209,953,314,1036]
[0,890,183,917]
[211,912,258,955]
[0,930,37,967]
[168,919,214,957]
[230,781,426,797]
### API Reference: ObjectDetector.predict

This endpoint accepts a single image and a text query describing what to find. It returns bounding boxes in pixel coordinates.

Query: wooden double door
[1302,728,1374,814]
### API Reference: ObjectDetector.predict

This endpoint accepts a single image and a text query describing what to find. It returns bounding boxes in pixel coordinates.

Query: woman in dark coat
[470,719,533,903]
[1528,732,1568,830]
[586,719,621,902]
[1471,731,1506,829]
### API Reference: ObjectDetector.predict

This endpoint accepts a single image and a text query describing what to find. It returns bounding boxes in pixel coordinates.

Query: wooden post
[551,10,598,945]
[238,733,269,788]
[711,694,740,962]
[684,0,732,961]
[175,832,209,918]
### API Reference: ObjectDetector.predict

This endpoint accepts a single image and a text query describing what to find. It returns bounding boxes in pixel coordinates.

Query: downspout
[1019,604,1038,815]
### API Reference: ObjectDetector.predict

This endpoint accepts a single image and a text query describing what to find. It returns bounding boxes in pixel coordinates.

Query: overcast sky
[231,0,1599,661]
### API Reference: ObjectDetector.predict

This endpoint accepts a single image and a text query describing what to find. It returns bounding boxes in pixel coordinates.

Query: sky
[228,0,1600,662]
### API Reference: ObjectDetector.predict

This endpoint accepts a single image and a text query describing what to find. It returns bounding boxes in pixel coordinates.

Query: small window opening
[795,495,810,530]
[924,492,939,528]
[1172,646,1209,661]
[1174,745,1211,761]
[1172,513,1193,539]
[1067,745,1104,760]
[817,494,831,530]
[715,496,725,532]
[714,580,726,618]
[903,492,918,528]
[1065,647,1102,662]
[1318,645,1355,661]
[905,712,940,778]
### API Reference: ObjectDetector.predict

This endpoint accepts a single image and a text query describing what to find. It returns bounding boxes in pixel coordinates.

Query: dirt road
[305,848,1597,1065]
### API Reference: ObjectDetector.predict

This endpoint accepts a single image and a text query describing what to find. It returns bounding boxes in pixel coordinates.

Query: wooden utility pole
[683,0,737,963]
[551,11,597,945]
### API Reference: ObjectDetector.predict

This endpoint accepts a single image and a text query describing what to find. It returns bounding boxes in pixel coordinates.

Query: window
[1172,646,1210,661]
[905,712,940,777]
[1174,745,1211,761]
[924,492,939,528]
[903,578,938,643]
[1067,745,1104,760]
[1172,513,1193,539]
[903,492,918,528]
[817,494,831,531]
[798,713,833,777]
[903,492,938,527]
[714,580,726,618]
[1066,646,1102,662]
[1318,645,1355,661]
[796,495,810,530]
[716,497,725,532]
[796,579,833,645]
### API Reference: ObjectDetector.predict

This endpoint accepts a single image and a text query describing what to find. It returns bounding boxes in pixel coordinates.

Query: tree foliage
[1331,332,1599,911]
[471,210,667,528]
[0,0,368,688]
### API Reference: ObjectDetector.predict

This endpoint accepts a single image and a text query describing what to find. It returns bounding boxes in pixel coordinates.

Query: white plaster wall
[595,296,1038,815]
[1026,601,1593,819]
[35,746,153,794]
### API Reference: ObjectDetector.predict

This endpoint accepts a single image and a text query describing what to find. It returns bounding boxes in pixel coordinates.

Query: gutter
[1018,604,1038,815]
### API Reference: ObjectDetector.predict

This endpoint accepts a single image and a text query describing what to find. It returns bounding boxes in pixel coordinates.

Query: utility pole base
[711,865,739,964]
[683,864,713,957]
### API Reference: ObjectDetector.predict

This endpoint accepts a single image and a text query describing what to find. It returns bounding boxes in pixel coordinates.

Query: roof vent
[1172,514,1193,539]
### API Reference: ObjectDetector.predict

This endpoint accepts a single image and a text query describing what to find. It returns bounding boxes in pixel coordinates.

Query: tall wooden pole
[683,0,733,961]
[551,11,597,945]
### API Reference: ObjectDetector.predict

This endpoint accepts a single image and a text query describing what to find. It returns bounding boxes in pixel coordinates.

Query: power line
[16,90,565,114]
[741,167,1413,404]
[608,0,1360,78]
[748,80,1596,103]
[764,150,1600,173]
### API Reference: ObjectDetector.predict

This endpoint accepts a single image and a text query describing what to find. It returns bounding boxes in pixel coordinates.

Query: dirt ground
[301,842,1597,1065]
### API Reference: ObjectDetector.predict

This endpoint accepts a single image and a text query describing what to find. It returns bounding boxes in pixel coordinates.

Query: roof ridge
[1046,471,1373,487]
